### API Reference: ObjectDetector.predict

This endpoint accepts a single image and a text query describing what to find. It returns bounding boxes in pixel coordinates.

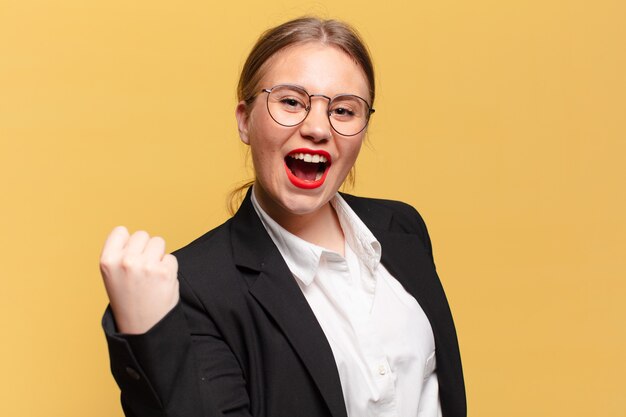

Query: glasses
[256,84,375,137]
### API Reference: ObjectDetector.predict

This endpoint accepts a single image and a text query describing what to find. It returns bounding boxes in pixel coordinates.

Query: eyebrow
[275,83,368,100]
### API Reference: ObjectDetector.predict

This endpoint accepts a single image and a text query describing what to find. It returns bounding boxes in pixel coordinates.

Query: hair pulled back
[237,17,375,107]
[229,17,374,214]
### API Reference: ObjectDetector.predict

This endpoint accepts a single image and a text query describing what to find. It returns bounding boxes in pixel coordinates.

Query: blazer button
[125,366,141,380]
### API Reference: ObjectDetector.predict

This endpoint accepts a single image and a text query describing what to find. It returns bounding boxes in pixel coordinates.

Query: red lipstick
[284,148,332,189]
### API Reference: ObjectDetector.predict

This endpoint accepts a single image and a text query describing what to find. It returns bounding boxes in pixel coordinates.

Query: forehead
[259,43,370,100]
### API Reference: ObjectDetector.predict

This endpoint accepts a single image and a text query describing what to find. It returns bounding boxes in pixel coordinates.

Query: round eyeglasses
[256,84,375,137]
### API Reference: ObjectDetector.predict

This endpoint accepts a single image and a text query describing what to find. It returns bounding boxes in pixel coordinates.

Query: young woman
[100,17,466,417]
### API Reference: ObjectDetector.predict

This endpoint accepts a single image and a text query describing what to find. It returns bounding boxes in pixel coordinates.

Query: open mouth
[284,148,331,189]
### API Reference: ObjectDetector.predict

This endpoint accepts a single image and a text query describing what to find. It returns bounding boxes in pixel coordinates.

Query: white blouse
[251,190,441,417]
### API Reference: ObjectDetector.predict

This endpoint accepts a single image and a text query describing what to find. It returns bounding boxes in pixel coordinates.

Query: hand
[99,226,179,334]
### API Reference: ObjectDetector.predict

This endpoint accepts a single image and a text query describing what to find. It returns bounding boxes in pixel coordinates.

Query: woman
[100,17,466,417]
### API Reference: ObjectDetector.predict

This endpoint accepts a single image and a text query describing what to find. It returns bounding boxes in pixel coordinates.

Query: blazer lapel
[230,191,348,417]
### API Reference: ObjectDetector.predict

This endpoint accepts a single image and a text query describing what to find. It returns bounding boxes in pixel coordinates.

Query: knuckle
[99,263,112,277]
[160,265,174,278]
[99,255,119,272]
[99,256,113,268]
[120,255,139,271]
[142,262,170,279]
[141,263,159,276]
[164,253,178,267]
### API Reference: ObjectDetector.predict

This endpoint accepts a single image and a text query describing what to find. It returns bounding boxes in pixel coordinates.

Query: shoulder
[341,193,429,232]
[340,193,433,252]
[170,219,237,282]
[172,219,231,258]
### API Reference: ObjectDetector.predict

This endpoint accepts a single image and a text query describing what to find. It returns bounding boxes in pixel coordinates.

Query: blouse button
[378,365,387,375]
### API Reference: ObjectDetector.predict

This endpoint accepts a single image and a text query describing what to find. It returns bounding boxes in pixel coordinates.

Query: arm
[100,227,252,417]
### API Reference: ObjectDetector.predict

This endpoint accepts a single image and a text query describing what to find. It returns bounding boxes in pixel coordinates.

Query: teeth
[315,171,323,180]
[289,153,328,163]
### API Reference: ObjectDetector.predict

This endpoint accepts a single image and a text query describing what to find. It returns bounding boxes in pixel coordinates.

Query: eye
[268,86,309,113]
[329,104,357,120]
[329,95,366,120]
[331,107,355,117]
[279,97,306,111]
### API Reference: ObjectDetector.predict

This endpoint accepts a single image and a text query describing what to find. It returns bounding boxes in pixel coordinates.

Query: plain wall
[1,0,624,416]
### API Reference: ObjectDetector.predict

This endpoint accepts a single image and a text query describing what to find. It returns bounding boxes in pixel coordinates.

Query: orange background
[1,1,624,416]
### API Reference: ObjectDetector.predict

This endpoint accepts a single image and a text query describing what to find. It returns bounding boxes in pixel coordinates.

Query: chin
[279,192,329,216]
[254,169,345,219]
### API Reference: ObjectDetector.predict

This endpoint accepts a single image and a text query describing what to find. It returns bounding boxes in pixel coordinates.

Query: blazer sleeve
[103,272,253,417]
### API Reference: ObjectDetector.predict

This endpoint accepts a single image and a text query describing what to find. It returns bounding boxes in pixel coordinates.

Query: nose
[299,97,332,143]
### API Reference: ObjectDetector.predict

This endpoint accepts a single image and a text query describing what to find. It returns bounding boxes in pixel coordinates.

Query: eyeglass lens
[266,85,371,136]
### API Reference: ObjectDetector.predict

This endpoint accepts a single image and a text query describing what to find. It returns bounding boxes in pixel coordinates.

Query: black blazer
[103,192,466,417]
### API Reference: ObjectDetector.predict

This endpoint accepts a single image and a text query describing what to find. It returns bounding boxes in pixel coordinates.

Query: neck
[254,189,345,256]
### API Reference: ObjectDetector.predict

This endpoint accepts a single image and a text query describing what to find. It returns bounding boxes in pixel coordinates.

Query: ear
[235,101,250,145]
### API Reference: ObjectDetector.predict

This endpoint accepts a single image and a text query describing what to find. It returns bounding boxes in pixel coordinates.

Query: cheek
[250,144,271,175]
[248,109,284,148]
[248,134,284,179]
[341,139,364,168]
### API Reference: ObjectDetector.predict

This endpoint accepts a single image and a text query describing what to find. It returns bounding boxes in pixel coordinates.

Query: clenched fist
[99,226,179,334]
